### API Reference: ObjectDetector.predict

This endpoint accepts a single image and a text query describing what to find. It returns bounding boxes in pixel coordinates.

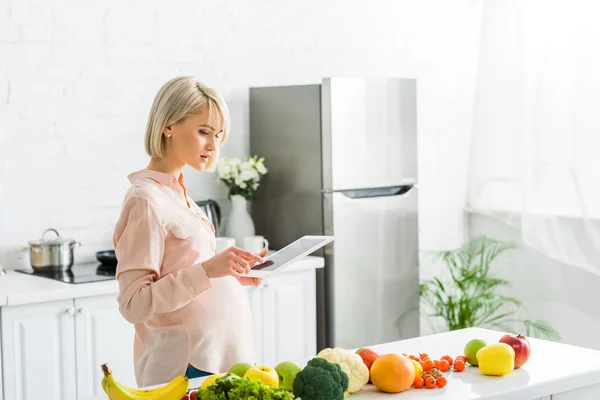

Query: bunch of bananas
[101,363,189,400]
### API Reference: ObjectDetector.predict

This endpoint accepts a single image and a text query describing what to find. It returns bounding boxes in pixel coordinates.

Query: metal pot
[28,228,81,273]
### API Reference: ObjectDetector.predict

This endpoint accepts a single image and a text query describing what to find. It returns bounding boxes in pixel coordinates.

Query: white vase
[225,194,255,246]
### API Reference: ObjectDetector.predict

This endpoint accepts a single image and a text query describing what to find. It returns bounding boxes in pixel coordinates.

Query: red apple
[356,347,381,382]
[499,333,531,368]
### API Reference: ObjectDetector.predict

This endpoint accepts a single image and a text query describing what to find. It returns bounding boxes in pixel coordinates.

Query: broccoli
[292,357,349,400]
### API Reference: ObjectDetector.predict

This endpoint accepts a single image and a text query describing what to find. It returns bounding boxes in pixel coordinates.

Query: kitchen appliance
[16,261,115,284]
[26,228,81,272]
[96,250,118,267]
[249,77,420,350]
[195,199,222,236]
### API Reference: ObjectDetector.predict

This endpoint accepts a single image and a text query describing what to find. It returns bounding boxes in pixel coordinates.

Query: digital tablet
[245,235,334,278]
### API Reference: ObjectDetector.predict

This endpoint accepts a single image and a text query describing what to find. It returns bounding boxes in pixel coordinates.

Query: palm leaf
[523,319,561,341]
[473,301,505,326]
[477,278,512,292]
[479,310,518,327]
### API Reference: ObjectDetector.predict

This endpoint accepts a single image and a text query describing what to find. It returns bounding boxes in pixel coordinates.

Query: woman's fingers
[225,252,245,274]
[235,256,251,273]
[238,276,262,286]
[228,265,242,278]
[257,248,269,258]
[226,250,253,274]
[221,247,264,278]
[233,247,265,264]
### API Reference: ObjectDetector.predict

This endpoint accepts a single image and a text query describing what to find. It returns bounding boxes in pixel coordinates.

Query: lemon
[477,343,515,376]
[411,359,423,378]
[201,373,224,389]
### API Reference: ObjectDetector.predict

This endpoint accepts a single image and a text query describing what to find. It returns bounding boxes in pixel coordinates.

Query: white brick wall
[0,0,479,271]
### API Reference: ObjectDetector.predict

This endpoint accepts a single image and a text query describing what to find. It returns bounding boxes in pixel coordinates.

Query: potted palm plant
[420,236,560,341]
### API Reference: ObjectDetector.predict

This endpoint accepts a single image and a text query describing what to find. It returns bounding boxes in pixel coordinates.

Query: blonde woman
[113,76,266,387]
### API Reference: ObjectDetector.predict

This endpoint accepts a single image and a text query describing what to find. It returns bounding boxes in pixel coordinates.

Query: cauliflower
[317,347,369,393]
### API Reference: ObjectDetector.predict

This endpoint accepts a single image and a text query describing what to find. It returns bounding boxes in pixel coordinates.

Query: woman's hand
[237,248,269,286]
[201,246,265,279]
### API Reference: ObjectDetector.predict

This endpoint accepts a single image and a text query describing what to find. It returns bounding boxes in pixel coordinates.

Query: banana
[101,363,189,400]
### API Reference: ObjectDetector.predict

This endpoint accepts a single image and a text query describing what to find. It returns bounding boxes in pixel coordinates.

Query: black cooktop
[16,262,116,284]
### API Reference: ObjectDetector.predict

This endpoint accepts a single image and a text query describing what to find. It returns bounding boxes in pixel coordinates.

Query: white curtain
[467,0,600,275]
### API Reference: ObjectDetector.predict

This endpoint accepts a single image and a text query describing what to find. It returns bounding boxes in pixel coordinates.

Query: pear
[476,343,515,376]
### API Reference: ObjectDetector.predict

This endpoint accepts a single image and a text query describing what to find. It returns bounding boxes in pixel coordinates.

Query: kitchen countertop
[0,255,324,307]
[165,328,600,400]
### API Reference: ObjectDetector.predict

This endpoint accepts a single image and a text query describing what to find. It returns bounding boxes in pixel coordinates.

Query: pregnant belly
[177,276,252,334]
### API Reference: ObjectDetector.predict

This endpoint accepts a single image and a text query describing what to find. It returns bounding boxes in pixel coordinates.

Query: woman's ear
[163,125,172,138]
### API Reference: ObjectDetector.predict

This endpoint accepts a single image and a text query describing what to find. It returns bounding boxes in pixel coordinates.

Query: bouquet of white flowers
[217,155,268,201]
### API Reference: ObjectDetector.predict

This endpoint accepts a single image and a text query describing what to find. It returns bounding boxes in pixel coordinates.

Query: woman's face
[164,107,224,171]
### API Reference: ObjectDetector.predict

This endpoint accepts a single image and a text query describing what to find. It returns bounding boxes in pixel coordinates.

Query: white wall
[0,0,479,284]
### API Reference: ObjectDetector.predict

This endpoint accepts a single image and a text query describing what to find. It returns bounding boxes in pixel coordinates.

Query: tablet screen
[248,236,333,275]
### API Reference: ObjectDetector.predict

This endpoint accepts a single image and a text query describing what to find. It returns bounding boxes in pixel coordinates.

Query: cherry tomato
[424,375,437,389]
[180,394,190,400]
[455,355,466,363]
[437,376,447,388]
[413,376,425,388]
[439,359,450,372]
[413,357,421,363]
[190,391,197,400]
[420,353,429,359]
[409,355,416,360]
[454,359,466,372]
[434,359,440,368]
[422,359,434,371]
[441,355,454,365]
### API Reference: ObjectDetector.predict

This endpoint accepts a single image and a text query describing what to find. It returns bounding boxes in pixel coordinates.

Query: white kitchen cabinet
[0,295,135,400]
[74,295,136,398]
[246,285,264,366]
[249,269,317,367]
[1,299,78,400]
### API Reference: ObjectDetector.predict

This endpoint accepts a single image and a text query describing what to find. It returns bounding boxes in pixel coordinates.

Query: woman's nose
[206,136,217,150]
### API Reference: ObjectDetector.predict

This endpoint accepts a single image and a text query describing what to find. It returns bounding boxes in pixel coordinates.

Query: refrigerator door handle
[323,184,417,199]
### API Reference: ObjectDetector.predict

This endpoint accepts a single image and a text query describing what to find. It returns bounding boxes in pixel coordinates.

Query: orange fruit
[370,354,416,393]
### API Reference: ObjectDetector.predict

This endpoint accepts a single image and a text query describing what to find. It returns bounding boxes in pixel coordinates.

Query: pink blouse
[113,169,254,387]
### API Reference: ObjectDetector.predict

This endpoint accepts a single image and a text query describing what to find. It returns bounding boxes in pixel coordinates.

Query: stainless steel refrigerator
[249,77,419,351]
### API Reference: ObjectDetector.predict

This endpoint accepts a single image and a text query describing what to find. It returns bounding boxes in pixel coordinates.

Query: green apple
[464,338,488,366]
[227,362,252,378]
[274,361,303,391]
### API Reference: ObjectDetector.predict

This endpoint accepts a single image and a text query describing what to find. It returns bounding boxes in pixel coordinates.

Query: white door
[261,270,317,367]
[74,295,136,398]
[245,286,264,365]
[1,299,77,400]
[322,77,417,190]
[325,186,420,350]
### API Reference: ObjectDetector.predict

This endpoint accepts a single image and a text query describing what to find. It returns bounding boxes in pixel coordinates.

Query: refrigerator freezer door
[321,77,417,191]
[324,186,420,349]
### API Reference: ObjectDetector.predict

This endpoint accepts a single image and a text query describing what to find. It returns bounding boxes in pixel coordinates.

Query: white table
[84,327,600,400]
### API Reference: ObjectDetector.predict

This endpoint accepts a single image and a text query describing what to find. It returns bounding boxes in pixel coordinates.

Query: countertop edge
[0,256,324,307]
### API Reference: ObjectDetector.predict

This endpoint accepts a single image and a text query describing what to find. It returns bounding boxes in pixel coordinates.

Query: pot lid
[28,228,76,246]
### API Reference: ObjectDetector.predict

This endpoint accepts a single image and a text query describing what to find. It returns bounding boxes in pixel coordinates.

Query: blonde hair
[145,76,230,171]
